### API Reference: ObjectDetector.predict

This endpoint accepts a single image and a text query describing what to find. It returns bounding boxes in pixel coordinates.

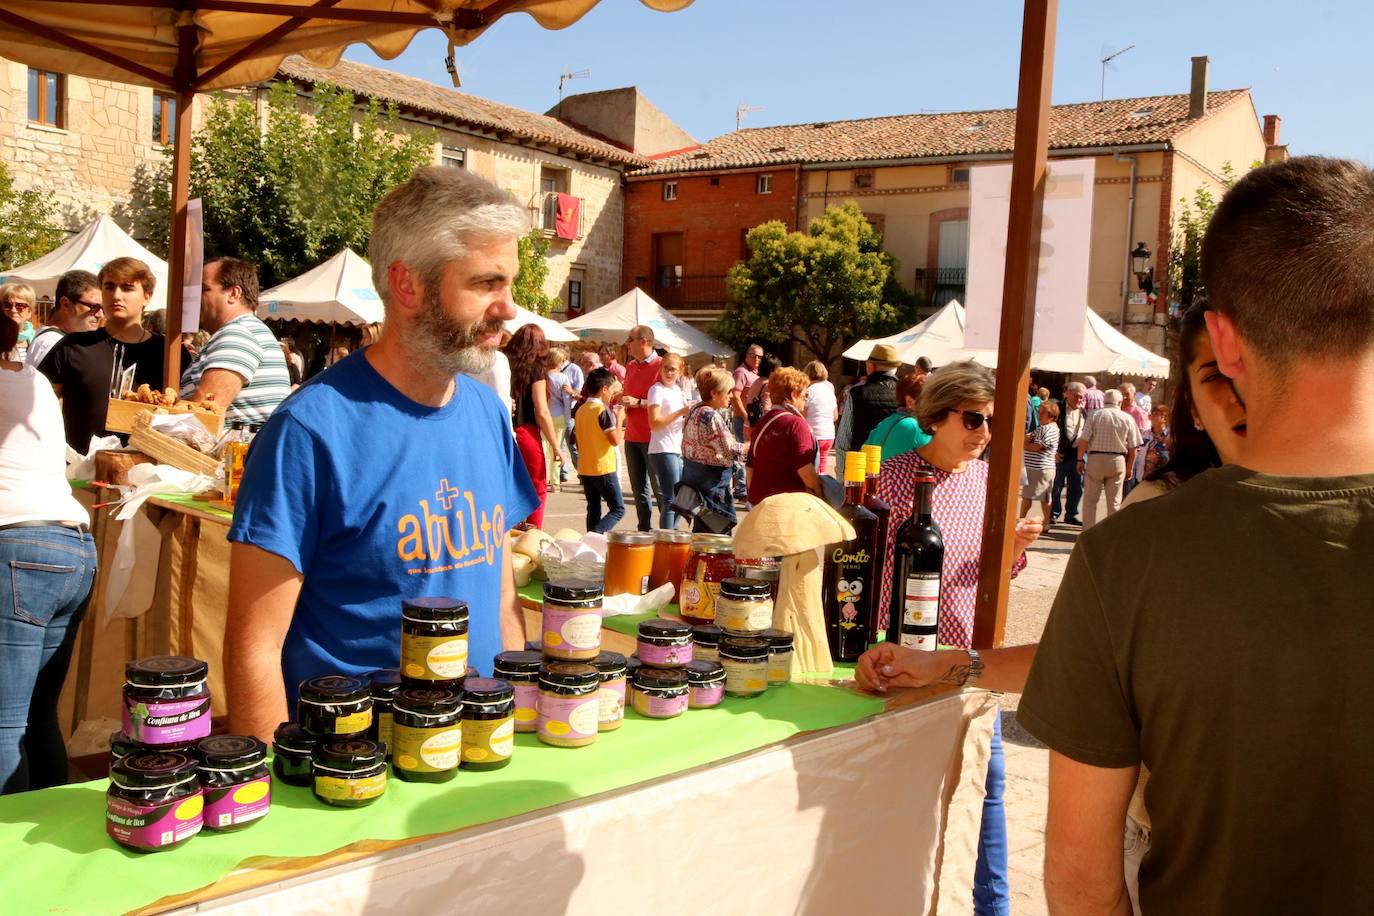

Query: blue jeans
[973,710,1010,915]
[647,452,683,530]
[623,440,659,532]
[1052,454,1083,520]
[680,460,737,532]
[1,526,97,795]
[580,473,625,534]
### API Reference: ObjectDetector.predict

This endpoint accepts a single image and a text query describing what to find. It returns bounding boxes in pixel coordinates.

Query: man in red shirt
[617,324,663,531]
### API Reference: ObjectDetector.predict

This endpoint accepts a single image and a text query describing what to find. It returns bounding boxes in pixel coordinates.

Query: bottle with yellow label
[460,678,515,770]
[390,688,463,783]
[400,596,470,689]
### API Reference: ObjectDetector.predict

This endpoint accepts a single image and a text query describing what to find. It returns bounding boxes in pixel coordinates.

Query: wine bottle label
[898,629,939,651]
[903,573,940,627]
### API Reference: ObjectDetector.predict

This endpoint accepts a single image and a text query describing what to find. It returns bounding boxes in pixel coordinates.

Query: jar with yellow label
[713,577,774,635]
[460,678,515,771]
[679,535,735,625]
[312,739,387,808]
[391,688,463,783]
[297,675,373,739]
[537,662,600,748]
[761,629,795,685]
[196,735,270,831]
[691,625,723,663]
[400,596,470,688]
[541,579,603,662]
[593,651,627,732]
[493,650,543,733]
[719,636,770,698]
[364,668,401,757]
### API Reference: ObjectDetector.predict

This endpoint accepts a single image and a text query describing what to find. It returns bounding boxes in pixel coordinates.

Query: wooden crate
[127,412,222,478]
[107,398,224,436]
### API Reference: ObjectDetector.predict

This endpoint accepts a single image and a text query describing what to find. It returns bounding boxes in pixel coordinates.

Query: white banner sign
[963,158,1095,353]
[179,198,204,334]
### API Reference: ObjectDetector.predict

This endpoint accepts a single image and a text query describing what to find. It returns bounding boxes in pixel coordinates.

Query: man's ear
[1205,310,1245,381]
[386,262,422,312]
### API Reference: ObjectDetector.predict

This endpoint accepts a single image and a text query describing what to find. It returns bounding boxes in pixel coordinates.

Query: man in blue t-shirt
[225,167,538,742]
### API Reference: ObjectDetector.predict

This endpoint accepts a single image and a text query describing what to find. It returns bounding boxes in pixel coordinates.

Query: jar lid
[365,668,402,697]
[196,734,267,767]
[607,530,655,545]
[110,731,142,758]
[592,651,628,677]
[720,577,772,599]
[544,578,603,602]
[493,650,544,675]
[719,636,769,660]
[690,533,732,548]
[633,666,688,689]
[760,628,795,648]
[124,655,209,686]
[538,661,599,689]
[111,751,200,789]
[653,529,692,543]
[691,624,724,646]
[312,738,386,771]
[685,659,726,683]
[461,677,514,704]
[401,596,470,623]
[691,541,734,555]
[394,687,463,716]
[638,619,692,640]
[625,656,642,679]
[298,675,370,704]
[273,722,317,754]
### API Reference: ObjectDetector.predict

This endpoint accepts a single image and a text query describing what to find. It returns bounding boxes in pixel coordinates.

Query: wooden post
[164,22,198,389]
[971,0,1058,650]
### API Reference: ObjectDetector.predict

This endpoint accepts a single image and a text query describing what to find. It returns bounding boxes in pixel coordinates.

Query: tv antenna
[1100,44,1135,101]
[736,103,763,131]
[557,68,590,116]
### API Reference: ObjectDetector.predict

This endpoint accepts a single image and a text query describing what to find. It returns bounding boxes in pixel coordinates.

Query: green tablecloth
[0,679,881,914]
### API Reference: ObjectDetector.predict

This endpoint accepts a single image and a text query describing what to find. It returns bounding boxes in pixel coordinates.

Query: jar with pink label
[121,656,212,748]
[106,751,203,853]
[636,619,693,668]
[541,579,603,662]
[494,650,543,733]
[630,666,689,719]
[537,662,600,748]
[195,735,270,831]
[686,660,726,709]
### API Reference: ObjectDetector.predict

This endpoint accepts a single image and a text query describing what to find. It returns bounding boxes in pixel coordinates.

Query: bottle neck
[914,481,934,524]
[843,480,865,505]
[864,473,878,500]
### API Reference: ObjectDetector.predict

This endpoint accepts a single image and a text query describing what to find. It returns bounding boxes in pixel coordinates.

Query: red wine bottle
[887,470,943,651]
[822,452,878,662]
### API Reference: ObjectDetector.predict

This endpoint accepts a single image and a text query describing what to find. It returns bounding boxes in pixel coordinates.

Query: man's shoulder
[57,329,108,350]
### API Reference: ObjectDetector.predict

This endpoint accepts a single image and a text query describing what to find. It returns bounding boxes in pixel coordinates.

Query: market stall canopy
[0,214,170,310]
[259,248,385,325]
[508,304,577,342]
[562,287,731,357]
[843,301,1170,379]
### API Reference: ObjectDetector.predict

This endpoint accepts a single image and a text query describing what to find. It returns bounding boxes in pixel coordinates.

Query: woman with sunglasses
[867,359,1043,916]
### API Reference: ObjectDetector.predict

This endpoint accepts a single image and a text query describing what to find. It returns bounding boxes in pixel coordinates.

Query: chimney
[1189,55,1209,119]
[1263,114,1289,163]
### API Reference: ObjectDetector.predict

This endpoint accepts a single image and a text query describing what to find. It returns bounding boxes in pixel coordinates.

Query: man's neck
[206,308,249,334]
[1241,354,1374,476]
[106,318,145,342]
[366,334,455,408]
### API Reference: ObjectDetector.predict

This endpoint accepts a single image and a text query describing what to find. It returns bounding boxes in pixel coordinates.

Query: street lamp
[1130,242,1154,294]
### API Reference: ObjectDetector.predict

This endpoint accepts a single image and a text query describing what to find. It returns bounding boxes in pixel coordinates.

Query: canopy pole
[164,22,198,389]
[972,0,1058,650]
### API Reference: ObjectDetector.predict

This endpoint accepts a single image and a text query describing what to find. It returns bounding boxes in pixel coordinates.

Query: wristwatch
[961,648,984,688]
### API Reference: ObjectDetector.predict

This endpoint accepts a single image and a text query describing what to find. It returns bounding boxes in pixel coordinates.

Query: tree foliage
[0,161,65,272]
[1167,161,1238,315]
[715,201,895,365]
[513,229,560,315]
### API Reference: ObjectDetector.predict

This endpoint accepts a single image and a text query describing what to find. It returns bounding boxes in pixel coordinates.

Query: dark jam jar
[686,660,726,709]
[196,735,271,831]
[109,730,142,772]
[122,656,212,747]
[272,722,316,787]
[365,668,402,756]
[312,739,387,808]
[390,687,463,783]
[494,650,543,734]
[106,751,203,852]
[297,675,373,739]
[691,624,724,663]
[636,619,693,668]
[630,666,689,719]
[400,596,470,688]
[460,678,515,771]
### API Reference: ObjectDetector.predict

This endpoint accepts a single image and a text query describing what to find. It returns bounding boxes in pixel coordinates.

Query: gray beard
[406,284,503,376]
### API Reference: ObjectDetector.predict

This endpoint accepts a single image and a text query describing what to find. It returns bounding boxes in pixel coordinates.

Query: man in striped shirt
[180,257,291,425]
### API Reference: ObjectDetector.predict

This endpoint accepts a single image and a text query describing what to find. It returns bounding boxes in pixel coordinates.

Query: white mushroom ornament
[732,492,855,678]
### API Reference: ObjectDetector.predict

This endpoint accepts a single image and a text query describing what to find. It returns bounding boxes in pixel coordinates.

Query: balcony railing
[643,274,730,310]
[913,267,966,312]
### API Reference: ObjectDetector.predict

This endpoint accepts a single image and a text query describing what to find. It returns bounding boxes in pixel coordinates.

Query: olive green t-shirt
[1020,466,1374,914]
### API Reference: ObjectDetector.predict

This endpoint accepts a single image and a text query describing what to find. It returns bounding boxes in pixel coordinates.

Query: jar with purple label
[630,666,689,719]
[106,751,203,853]
[541,579,603,662]
[636,619,693,668]
[686,660,726,709]
[196,735,270,831]
[494,650,543,733]
[122,656,212,748]
[592,651,627,732]
[537,662,600,748]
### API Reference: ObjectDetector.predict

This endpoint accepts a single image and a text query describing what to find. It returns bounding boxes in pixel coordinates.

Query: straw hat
[868,343,900,365]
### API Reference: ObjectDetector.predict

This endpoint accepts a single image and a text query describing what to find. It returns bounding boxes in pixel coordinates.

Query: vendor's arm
[225,543,302,743]
[498,546,526,651]
[188,366,245,409]
[1044,754,1137,916]
[856,643,1038,695]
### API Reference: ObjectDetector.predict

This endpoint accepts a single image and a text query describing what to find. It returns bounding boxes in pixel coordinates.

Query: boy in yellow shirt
[573,367,626,533]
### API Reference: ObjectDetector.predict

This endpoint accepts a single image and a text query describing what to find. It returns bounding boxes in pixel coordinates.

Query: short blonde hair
[696,365,733,399]
[803,360,829,382]
[767,366,809,404]
[0,282,35,308]
[916,359,996,432]
[1039,399,1061,421]
[660,352,684,374]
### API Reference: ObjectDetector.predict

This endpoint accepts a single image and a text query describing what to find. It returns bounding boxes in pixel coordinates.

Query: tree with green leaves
[715,201,896,365]
[513,229,560,315]
[0,161,65,272]
[1167,162,1239,314]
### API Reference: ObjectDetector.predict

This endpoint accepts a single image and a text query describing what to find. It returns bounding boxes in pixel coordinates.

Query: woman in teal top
[865,372,930,461]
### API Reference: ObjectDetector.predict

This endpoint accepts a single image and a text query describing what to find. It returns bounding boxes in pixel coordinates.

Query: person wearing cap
[834,342,901,476]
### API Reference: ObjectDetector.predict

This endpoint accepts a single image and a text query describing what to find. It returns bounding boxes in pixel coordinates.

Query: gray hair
[369,166,528,308]
[1083,375,1097,388]
[1104,388,1124,407]
[915,359,996,432]
[1065,382,1086,394]
[1119,382,1136,397]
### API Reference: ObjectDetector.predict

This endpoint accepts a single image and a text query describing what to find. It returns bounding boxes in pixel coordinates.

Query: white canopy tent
[508,304,577,342]
[561,287,732,357]
[259,248,385,325]
[1,214,170,310]
[843,301,1170,379]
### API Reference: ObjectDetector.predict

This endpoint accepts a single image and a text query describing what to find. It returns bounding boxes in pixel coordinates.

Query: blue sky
[346,0,1370,163]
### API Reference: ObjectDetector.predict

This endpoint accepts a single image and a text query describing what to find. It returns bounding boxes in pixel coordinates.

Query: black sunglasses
[948,408,992,431]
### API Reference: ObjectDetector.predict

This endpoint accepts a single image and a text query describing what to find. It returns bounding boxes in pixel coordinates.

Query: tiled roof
[276,57,645,167]
[632,89,1250,176]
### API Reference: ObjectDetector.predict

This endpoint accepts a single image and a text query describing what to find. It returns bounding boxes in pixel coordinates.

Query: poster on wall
[963,158,1095,353]
[179,198,204,334]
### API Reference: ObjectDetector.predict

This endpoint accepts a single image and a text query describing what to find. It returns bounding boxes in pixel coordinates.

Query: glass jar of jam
[312,739,387,808]
[761,629,795,685]
[630,666,689,719]
[460,678,515,771]
[109,730,142,772]
[537,662,600,748]
[592,651,628,732]
[637,619,694,668]
[735,555,782,604]
[604,531,656,596]
[391,687,463,783]
[678,535,735,625]
[196,735,271,831]
[649,529,693,601]
[686,660,727,709]
[541,578,603,661]
[122,656,212,748]
[691,624,724,663]
[713,577,775,635]
[625,656,643,705]
[400,596,470,688]
[719,636,770,698]
[364,668,401,756]
[494,649,544,733]
[272,722,316,787]
[297,675,373,739]
[106,751,203,852]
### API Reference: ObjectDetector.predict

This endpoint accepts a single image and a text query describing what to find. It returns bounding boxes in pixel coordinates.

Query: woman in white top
[0,312,97,795]
[803,361,839,474]
[647,353,691,529]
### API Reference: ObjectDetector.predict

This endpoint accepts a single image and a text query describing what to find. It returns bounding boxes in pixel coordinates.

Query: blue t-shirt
[227,349,538,708]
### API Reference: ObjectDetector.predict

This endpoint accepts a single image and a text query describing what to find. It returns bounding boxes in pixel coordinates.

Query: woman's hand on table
[856,644,970,693]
